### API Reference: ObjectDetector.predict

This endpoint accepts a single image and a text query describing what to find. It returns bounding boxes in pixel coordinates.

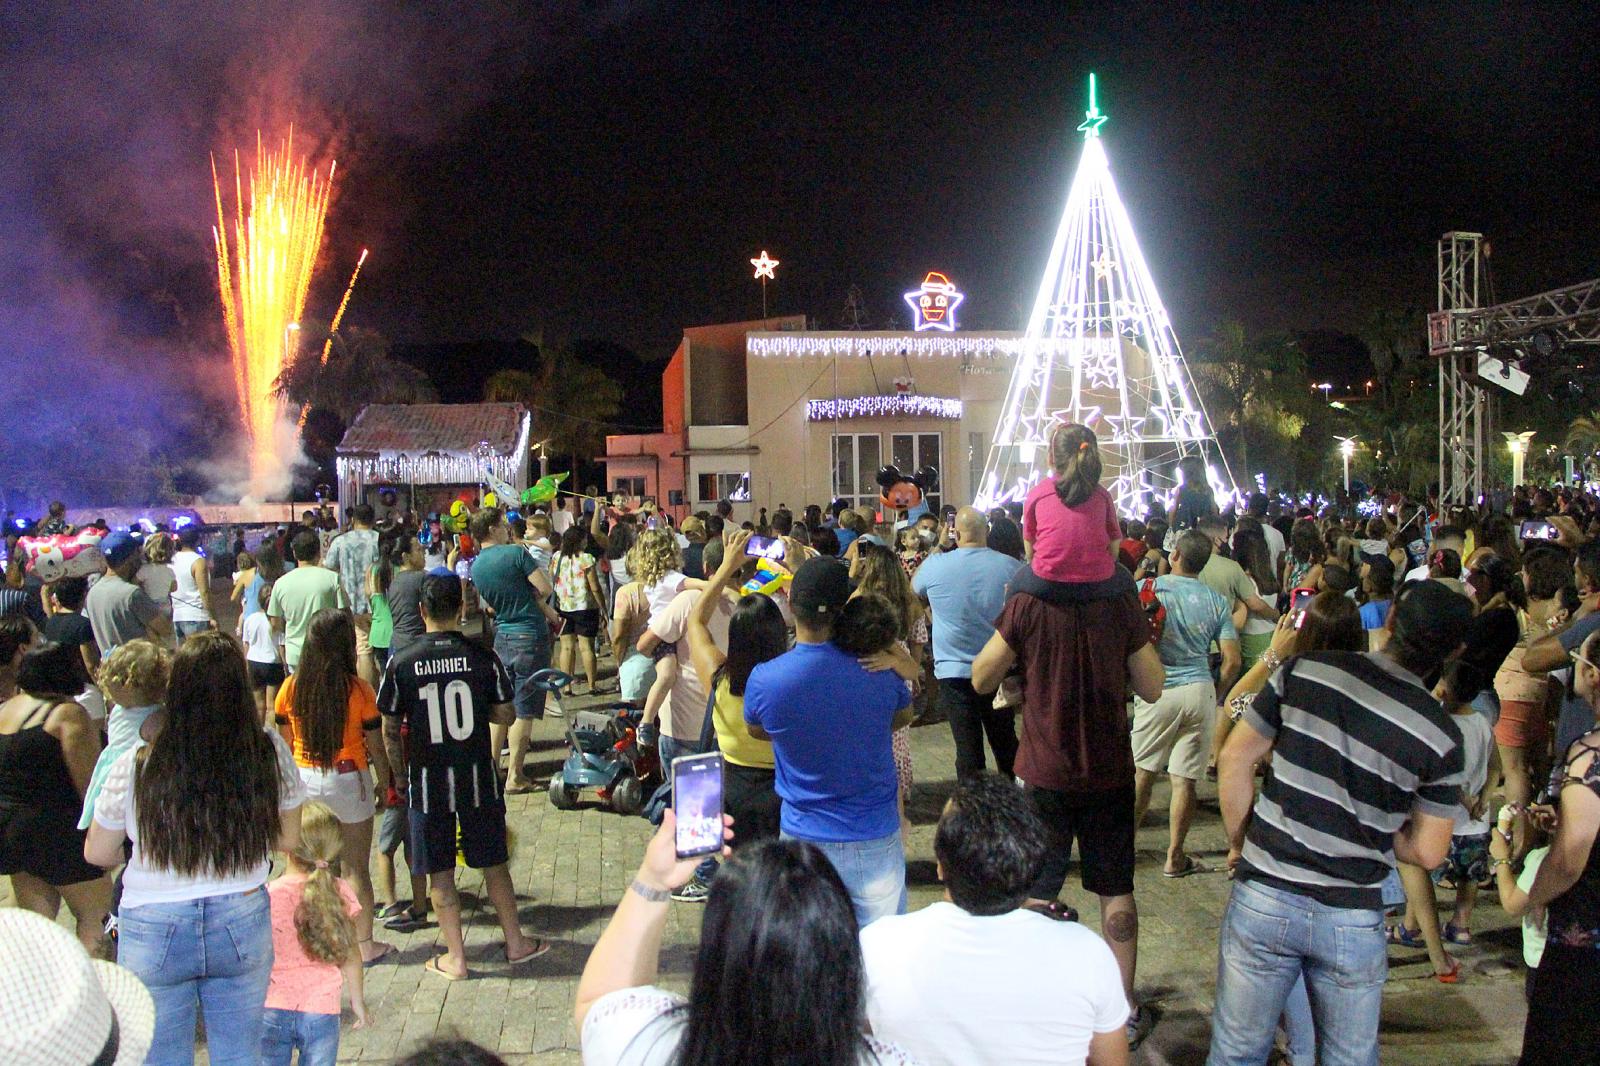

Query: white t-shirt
[644,571,687,623]
[580,986,917,1066]
[242,611,281,664]
[169,549,210,622]
[93,729,305,909]
[1262,522,1286,577]
[860,902,1128,1066]
[1454,709,1494,835]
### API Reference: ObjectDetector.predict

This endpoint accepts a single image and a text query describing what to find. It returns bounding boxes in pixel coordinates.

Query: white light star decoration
[975,74,1231,517]
[750,250,779,280]
[904,271,965,332]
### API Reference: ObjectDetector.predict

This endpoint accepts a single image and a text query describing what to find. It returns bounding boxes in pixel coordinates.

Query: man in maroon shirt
[973,581,1163,1046]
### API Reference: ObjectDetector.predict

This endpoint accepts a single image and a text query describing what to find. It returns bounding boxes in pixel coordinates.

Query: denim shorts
[494,629,552,720]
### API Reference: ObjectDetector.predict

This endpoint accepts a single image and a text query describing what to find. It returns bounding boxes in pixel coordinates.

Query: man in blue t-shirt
[912,508,1025,780]
[1132,530,1239,877]
[745,556,912,926]
[468,507,560,791]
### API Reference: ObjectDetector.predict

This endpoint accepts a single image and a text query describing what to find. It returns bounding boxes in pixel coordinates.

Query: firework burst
[212,128,334,492]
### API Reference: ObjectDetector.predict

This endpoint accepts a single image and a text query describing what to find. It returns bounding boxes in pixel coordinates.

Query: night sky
[5,2,1600,495]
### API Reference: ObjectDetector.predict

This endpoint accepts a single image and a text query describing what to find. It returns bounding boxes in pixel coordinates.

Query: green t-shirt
[369,591,393,649]
[472,544,547,637]
[266,565,346,667]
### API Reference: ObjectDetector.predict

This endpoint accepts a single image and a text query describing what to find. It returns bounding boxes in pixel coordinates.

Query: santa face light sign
[904,271,964,332]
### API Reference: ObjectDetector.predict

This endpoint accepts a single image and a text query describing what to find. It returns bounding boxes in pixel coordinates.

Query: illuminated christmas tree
[976,74,1228,516]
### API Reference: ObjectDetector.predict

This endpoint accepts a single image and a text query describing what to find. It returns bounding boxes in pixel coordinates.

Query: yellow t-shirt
[712,677,774,770]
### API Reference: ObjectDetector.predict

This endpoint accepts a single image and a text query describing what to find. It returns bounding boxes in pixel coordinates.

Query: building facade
[605,320,1098,522]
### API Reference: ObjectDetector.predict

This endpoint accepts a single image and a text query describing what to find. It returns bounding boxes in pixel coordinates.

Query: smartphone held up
[672,752,725,859]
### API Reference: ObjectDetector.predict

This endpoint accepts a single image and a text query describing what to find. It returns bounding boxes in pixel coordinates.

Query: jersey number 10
[420,680,475,743]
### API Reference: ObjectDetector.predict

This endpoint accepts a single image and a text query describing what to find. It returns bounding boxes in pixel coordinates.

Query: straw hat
[0,910,154,1066]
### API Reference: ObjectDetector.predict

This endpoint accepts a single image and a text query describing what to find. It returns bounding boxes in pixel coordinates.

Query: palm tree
[275,324,436,425]
[1189,321,1308,479]
[484,340,623,475]
[1566,414,1600,458]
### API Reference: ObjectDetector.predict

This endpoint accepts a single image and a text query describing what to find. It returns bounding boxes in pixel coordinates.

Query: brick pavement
[335,682,1531,1065]
[9,609,1531,1063]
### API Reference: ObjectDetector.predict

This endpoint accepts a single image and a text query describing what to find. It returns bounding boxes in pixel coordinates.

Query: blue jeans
[1208,879,1387,1066]
[174,620,212,640]
[495,629,551,720]
[262,1008,341,1066]
[787,830,907,927]
[117,888,274,1066]
[1283,975,1315,1066]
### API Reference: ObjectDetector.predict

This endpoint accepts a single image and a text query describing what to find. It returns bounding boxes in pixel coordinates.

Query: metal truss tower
[975,75,1226,516]
[1434,232,1487,506]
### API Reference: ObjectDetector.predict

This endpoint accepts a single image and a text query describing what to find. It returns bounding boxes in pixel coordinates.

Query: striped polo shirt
[1238,651,1465,909]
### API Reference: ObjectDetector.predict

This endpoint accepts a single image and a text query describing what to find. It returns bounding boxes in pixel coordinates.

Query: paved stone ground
[6,597,1532,1063]
[333,688,1532,1065]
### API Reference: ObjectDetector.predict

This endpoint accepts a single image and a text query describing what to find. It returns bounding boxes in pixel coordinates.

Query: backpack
[1139,578,1167,646]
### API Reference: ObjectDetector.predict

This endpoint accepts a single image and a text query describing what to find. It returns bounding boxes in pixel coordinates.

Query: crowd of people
[6,428,1600,1064]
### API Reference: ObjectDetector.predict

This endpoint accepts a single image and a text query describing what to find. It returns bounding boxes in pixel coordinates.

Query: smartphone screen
[1288,586,1317,629]
[1520,520,1557,541]
[647,516,659,530]
[744,534,785,560]
[672,752,725,858]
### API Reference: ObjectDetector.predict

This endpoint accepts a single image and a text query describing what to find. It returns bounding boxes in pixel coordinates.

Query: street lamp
[1337,436,1356,492]
[1316,382,1334,404]
[1504,431,1536,488]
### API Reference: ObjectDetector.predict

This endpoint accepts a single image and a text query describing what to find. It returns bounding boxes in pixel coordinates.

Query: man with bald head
[913,506,1026,779]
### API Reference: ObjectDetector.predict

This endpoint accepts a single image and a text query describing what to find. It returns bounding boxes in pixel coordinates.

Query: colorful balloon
[520,471,570,506]
[19,529,108,582]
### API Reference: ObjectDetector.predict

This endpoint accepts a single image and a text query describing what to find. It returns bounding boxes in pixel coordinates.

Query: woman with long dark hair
[86,630,305,1065]
[575,818,916,1065]
[274,608,393,965]
[382,532,428,660]
[687,530,789,852]
[1231,529,1280,672]
[0,638,112,952]
[552,524,605,695]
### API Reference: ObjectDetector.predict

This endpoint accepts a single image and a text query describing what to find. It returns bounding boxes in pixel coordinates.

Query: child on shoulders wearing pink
[1022,422,1121,583]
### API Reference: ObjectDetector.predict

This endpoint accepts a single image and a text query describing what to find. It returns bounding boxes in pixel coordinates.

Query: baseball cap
[0,909,154,1066]
[99,530,140,567]
[791,556,851,616]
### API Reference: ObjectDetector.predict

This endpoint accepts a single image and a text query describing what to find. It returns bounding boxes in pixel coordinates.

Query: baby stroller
[538,668,661,814]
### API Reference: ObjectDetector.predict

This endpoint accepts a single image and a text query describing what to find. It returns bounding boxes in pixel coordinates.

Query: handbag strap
[696,678,721,753]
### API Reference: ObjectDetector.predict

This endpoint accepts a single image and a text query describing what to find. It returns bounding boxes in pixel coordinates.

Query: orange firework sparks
[212,127,334,490]
[296,247,369,430]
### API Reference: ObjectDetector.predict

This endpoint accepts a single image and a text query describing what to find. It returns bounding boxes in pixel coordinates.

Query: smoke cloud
[0,2,591,513]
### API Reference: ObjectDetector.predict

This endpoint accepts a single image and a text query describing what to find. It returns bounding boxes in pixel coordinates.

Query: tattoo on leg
[1105,910,1138,943]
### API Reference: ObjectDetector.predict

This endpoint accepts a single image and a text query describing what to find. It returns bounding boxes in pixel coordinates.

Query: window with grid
[697,472,747,502]
[830,433,882,516]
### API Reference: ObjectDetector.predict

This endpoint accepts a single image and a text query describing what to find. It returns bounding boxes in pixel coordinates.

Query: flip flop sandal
[424,955,467,982]
[506,938,553,965]
[383,908,428,932]
[1163,855,1203,878]
[1443,922,1474,946]
[1435,957,1462,984]
[1387,923,1426,948]
[361,942,395,968]
[377,901,409,920]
